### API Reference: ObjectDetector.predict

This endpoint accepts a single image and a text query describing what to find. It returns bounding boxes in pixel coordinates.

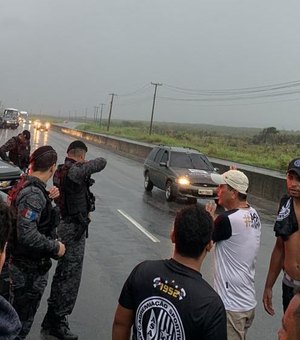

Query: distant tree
[252,127,279,144]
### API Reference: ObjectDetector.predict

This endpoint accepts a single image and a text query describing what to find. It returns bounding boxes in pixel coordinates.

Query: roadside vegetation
[67,119,300,172]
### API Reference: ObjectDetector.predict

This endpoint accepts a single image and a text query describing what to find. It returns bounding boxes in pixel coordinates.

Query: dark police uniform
[9,176,60,339]
[0,136,30,170]
[43,156,107,333]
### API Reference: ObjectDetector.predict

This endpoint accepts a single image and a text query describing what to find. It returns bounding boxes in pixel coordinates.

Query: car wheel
[166,181,175,202]
[144,173,153,191]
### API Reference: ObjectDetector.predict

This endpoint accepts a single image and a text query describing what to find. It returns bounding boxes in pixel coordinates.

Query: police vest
[9,176,59,259]
[54,159,90,218]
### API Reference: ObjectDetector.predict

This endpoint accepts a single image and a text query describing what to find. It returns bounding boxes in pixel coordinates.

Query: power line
[117,96,152,106]
[159,89,300,102]
[163,79,300,95]
[118,83,151,97]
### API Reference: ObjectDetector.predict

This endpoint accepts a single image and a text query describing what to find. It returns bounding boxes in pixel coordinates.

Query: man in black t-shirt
[112,206,227,340]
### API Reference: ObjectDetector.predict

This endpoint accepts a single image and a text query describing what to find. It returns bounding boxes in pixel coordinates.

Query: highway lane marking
[117,209,160,243]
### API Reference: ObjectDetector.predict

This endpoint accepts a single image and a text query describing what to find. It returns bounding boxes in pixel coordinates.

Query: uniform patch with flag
[21,209,38,221]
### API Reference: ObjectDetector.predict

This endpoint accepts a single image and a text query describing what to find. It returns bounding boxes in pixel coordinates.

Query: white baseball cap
[211,170,249,195]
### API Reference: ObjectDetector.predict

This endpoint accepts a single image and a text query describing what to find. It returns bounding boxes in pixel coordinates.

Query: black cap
[22,130,31,140]
[67,140,88,153]
[287,158,300,176]
[30,145,57,164]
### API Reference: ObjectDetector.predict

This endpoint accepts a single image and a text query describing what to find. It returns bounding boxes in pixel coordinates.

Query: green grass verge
[69,121,299,172]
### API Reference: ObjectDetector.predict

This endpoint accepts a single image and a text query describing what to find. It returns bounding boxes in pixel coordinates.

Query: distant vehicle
[0,159,22,193]
[33,119,50,131]
[19,111,28,123]
[0,108,19,129]
[143,145,219,203]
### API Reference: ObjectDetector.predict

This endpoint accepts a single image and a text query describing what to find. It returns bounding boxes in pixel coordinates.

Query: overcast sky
[1,0,300,130]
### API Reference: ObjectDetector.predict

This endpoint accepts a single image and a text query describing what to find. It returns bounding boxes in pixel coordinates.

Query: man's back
[119,259,226,340]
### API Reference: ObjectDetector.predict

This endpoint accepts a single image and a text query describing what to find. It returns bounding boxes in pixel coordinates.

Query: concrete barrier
[210,161,286,203]
[52,124,287,202]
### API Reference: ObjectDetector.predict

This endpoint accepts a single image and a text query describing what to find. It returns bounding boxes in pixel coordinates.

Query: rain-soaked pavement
[0,124,283,339]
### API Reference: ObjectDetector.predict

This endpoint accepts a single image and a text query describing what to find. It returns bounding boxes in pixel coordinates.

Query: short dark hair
[30,146,57,172]
[22,130,31,140]
[227,184,247,201]
[0,199,14,252]
[173,205,213,258]
[237,192,247,201]
[68,148,86,158]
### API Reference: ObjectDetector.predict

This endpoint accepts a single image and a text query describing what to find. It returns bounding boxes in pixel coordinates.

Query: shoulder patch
[21,208,38,221]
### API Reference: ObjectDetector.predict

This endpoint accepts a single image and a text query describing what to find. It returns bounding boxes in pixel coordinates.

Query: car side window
[153,149,165,164]
[147,148,159,161]
[161,151,168,163]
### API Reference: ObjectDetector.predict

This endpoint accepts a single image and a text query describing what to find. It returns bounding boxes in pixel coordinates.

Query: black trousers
[282,281,297,313]
[46,221,86,319]
[9,261,49,339]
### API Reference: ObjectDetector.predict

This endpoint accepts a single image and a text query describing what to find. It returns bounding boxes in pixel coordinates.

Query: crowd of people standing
[0,131,107,339]
[0,129,299,339]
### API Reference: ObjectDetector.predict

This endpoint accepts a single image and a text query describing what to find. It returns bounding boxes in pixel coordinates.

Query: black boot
[41,313,78,340]
[41,311,54,331]
[48,322,78,340]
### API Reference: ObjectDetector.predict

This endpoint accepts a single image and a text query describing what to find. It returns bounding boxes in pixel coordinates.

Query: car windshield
[4,110,18,118]
[169,152,214,170]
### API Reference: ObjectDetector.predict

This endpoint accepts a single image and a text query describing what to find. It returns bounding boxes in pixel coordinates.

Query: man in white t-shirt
[206,170,261,340]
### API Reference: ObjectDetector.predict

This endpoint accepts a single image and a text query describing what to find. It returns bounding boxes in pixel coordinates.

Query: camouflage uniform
[0,136,30,170]
[43,157,107,327]
[9,176,60,339]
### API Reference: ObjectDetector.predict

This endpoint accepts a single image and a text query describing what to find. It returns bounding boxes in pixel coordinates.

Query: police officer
[0,130,31,171]
[41,140,107,340]
[8,145,66,340]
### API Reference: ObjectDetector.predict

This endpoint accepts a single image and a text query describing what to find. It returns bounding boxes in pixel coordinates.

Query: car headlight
[45,122,50,129]
[177,177,190,186]
[0,181,10,188]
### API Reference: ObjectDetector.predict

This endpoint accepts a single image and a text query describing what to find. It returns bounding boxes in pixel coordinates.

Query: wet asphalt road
[0,124,283,339]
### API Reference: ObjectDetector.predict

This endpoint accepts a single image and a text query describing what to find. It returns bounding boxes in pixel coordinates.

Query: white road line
[117,209,160,243]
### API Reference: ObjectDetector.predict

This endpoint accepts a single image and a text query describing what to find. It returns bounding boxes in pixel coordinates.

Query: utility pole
[95,106,99,123]
[149,82,162,135]
[93,106,98,122]
[85,108,88,123]
[107,93,115,131]
[99,103,105,127]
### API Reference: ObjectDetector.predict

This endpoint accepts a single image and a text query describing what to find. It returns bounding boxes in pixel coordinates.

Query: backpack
[53,163,70,217]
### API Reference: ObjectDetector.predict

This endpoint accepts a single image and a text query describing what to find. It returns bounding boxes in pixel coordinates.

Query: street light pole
[149,82,162,135]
